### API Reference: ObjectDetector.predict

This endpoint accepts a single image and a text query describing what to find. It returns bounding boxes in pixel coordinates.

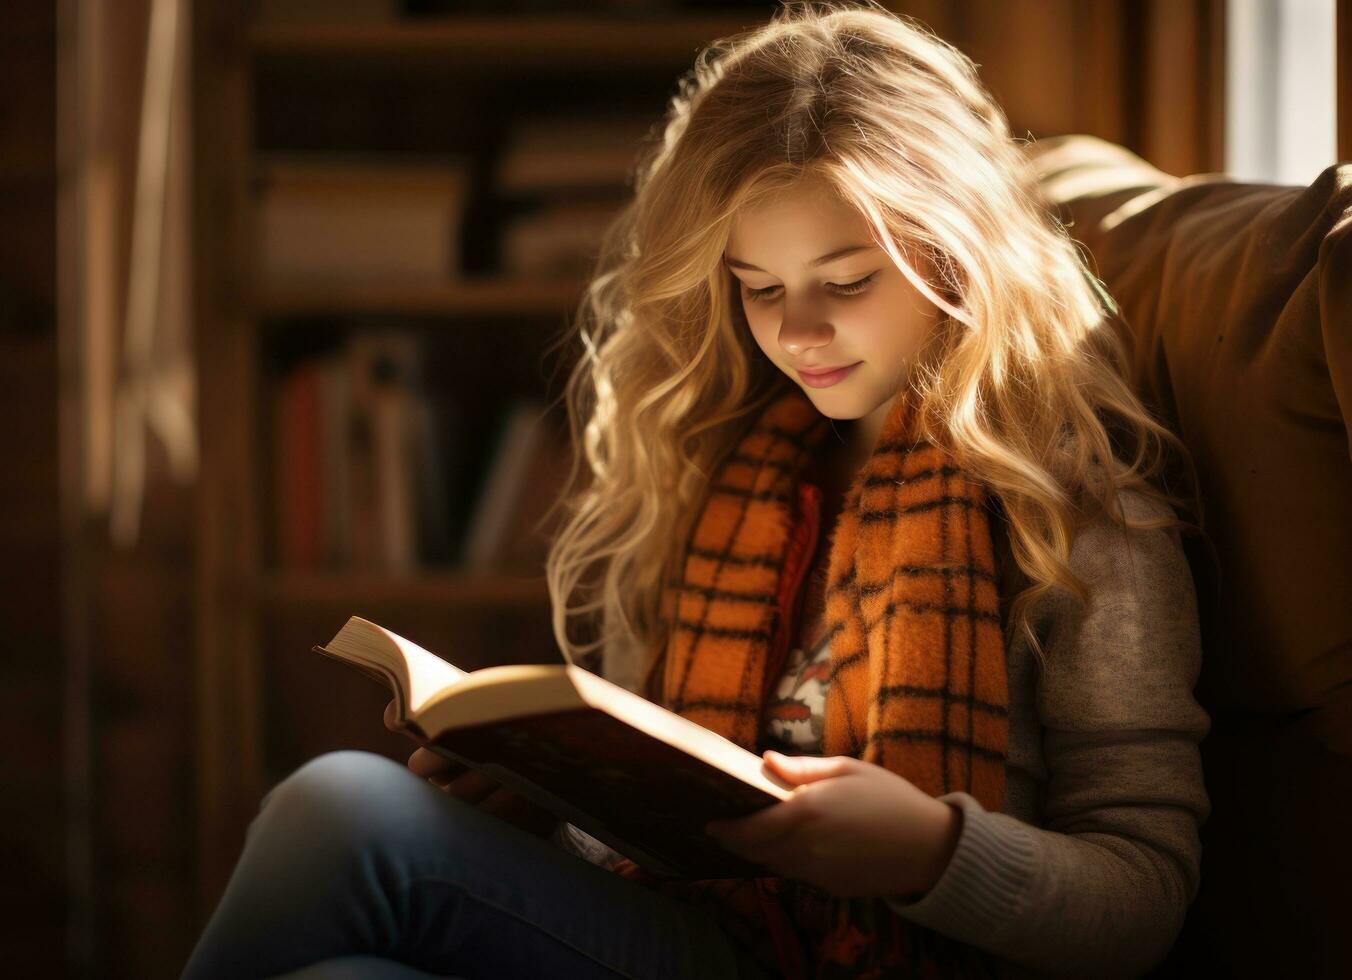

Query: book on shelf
[273,330,458,570]
[499,197,622,278]
[495,114,655,196]
[276,358,326,567]
[489,409,574,572]
[272,334,579,574]
[314,615,793,879]
[348,331,421,572]
[459,398,568,572]
[255,153,470,284]
[411,390,455,567]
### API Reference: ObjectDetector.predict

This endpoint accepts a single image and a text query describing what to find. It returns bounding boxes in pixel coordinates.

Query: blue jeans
[180,750,771,980]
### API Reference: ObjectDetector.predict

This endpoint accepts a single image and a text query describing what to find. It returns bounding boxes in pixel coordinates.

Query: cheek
[834,306,891,355]
[854,295,929,359]
[744,305,779,356]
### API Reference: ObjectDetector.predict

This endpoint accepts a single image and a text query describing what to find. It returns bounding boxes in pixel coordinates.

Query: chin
[800,391,866,420]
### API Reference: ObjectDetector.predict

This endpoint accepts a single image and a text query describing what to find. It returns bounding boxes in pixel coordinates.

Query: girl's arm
[885,489,1211,979]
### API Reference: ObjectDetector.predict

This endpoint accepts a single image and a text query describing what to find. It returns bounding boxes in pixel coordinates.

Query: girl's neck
[815,421,870,497]
[798,441,855,654]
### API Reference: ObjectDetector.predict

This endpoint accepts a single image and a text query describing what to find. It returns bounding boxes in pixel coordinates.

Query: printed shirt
[762,629,833,754]
[760,470,834,756]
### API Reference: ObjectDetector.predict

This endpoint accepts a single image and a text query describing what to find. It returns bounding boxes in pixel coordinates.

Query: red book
[278,362,325,567]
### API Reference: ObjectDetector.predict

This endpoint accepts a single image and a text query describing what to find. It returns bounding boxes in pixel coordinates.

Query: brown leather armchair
[1026,134,1351,977]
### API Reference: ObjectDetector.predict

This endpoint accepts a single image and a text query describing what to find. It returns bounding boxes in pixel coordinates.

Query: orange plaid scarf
[611,382,1009,979]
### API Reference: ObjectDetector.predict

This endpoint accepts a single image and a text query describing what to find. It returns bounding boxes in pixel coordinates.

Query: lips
[797,361,861,388]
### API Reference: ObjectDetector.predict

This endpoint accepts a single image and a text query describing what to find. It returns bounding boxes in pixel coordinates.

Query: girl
[181,3,1211,978]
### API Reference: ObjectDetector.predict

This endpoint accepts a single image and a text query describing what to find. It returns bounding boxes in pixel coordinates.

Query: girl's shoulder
[989,483,1193,641]
[1069,485,1189,587]
[1083,482,1181,531]
[1055,487,1199,654]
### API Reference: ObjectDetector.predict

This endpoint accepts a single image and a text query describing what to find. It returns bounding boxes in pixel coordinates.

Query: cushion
[1025,135,1352,976]
[1027,134,1352,743]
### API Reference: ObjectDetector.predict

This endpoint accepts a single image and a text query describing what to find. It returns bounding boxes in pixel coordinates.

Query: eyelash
[742,272,878,302]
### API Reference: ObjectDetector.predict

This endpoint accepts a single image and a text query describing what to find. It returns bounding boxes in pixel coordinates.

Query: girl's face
[724,177,940,451]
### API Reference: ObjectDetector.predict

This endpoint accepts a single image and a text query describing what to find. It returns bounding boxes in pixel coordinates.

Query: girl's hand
[703,750,962,900]
[383,698,559,839]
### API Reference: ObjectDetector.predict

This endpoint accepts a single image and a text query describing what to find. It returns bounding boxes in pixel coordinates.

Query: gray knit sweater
[553,487,1211,979]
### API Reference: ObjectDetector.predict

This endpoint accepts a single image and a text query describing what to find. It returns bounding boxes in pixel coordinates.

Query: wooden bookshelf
[190,3,752,918]
[255,275,585,318]
[253,569,550,608]
[248,13,761,68]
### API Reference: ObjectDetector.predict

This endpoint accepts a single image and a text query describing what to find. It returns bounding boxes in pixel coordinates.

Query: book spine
[279,361,324,568]
[320,353,353,565]
[372,380,416,572]
[460,399,548,570]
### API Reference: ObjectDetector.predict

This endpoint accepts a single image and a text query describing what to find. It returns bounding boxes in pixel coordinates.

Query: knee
[253,750,424,845]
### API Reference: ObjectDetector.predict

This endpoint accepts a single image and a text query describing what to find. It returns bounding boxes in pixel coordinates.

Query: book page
[416,660,792,803]
[386,628,467,713]
[322,616,467,715]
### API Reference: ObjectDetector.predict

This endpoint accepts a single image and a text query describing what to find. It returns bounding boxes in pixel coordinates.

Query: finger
[407,746,439,779]
[444,768,501,805]
[706,797,812,850]
[710,820,804,874]
[407,746,467,781]
[382,698,409,734]
[763,750,858,786]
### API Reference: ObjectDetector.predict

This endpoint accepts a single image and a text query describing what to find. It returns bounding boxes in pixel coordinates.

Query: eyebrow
[722,243,877,272]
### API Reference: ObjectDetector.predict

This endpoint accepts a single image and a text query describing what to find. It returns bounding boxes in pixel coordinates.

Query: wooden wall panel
[0,0,61,974]
[893,0,1223,175]
[955,0,1086,139]
[1136,0,1227,176]
[59,0,198,975]
[192,0,266,923]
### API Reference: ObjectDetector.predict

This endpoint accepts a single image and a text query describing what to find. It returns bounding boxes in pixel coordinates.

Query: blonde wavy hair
[539,0,1203,688]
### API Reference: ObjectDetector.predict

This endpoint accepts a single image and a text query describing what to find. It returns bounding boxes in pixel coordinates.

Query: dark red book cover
[279,362,324,567]
[420,706,782,880]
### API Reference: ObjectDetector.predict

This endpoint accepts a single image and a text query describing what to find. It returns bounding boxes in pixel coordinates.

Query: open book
[314,615,794,879]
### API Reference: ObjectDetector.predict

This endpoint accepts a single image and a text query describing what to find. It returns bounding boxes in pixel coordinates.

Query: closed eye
[742,271,878,303]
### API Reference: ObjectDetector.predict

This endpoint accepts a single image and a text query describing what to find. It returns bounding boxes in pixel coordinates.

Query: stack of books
[273,331,572,574]
[494,114,655,278]
[256,154,472,285]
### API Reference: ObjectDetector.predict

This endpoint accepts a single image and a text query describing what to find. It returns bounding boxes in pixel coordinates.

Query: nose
[778,295,834,358]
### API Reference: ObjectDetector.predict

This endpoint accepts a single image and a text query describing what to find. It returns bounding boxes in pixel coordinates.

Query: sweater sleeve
[882,490,1212,979]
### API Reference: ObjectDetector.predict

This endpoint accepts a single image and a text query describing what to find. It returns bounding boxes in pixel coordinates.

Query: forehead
[727,179,869,252]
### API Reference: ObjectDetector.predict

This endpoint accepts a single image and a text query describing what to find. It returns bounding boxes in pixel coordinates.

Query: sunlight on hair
[537,0,1202,680]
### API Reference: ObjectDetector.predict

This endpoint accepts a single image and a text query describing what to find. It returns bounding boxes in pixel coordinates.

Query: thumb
[764,750,855,785]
